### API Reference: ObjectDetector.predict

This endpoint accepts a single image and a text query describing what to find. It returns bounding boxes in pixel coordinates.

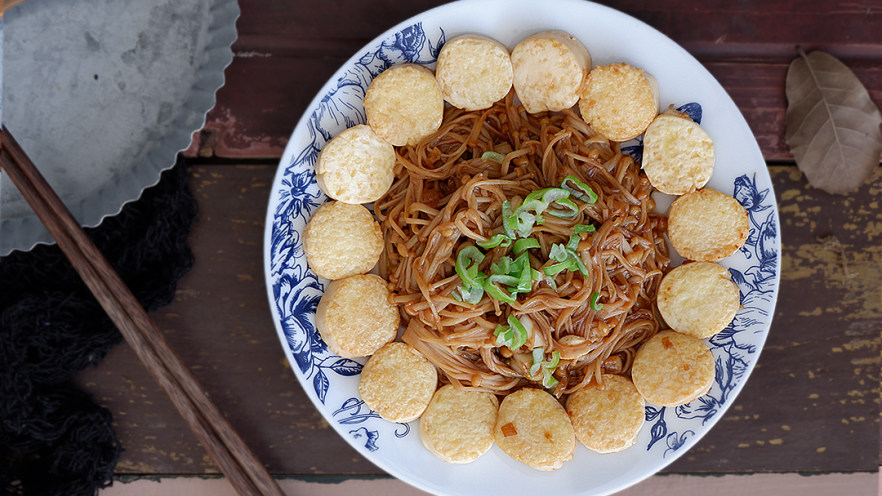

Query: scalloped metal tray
[1,0,238,255]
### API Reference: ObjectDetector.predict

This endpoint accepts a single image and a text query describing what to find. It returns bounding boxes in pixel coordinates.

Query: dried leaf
[785,49,882,195]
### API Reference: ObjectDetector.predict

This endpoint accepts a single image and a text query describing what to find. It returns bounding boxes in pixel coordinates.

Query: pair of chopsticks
[0,127,286,496]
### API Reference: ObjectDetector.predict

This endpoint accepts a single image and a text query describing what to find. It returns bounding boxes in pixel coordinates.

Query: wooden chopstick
[0,126,286,496]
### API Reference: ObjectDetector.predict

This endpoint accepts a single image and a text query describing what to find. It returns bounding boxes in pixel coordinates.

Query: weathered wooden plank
[191,57,882,161]
[72,164,880,476]
[187,0,882,161]
[100,472,880,496]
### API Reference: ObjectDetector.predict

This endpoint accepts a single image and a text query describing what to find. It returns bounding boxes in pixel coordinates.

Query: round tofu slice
[631,330,715,407]
[435,34,513,111]
[358,342,438,423]
[494,388,575,471]
[303,201,383,280]
[364,64,444,146]
[578,63,659,141]
[642,113,714,195]
[511,31,591,113]
[566,375,645,453]
[668,188,750,261]
[657,261,741,339]
[419,384,499,463]
[315,274,399,358]
[315,124,396,204]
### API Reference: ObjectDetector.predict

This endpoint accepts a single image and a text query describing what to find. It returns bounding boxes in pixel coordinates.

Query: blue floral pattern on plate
[269,22,444,453]
[644,172,778,455]
[266,16,779,480]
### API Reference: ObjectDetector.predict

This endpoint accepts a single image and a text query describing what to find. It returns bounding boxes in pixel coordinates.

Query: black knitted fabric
[0,157,196,496]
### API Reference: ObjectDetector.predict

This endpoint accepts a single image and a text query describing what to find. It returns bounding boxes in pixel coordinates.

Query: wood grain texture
[1,129,283,496]
[72,164,880,476]
[100,472,880,496]
[184,0,882,161]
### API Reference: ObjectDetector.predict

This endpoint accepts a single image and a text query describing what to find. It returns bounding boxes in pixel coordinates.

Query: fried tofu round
[642,113,714,195]
[668,188,750,261]
[578,63,658,142]
[494,388,575,471]
[358,342,438,423]
[315,274,399,359]
[511,31,591,113]
[435,34,513,111]
[631,330,715,407]
[315,124,396,204]
[364,63,444,146]
[657,261,741,339]
[566,375,645,453]
[419,385,499,463]
[302,201,383,280]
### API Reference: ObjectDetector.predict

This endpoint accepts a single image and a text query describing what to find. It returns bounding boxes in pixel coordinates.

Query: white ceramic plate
[264,1,781,494]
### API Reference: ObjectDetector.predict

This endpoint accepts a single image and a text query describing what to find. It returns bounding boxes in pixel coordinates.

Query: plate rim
[263,1,782,494]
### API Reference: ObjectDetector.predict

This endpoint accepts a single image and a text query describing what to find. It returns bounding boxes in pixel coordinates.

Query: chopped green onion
[574,224,596,234]
[528,348,562,388]
[549,243,570,263]
[541,351,561,389]
[481,151,505,163]
[456,246,485,288]
[530,347,544,376]
[572,255,590,277]
[543,261,573,276]
[489,273,519,287]
[562,175,598,204]
[590,291,603,311]
[494,315,529,349]
[459,273,486,304]
[539,188,570,205]
[491,256,512,276]
[502,201,517,238]
[542,372,559,389]
[454,246,488,304]
[515,254,533,293]
[477,233,512,249]
[484,279,517,304]
[515,211,537,237]
[546,242,589,277]
[546,198,579,218]
[521,188,546,207]
[513,238,540,256]
[566,234,580,252]
[450,290,463,302]
[544,351,561,370]
[519,198,547,215]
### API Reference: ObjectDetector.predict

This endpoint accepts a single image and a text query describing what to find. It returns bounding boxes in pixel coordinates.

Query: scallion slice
[562,175,598,204]
[484,279,517,304]
[513,238,540,256]
[549,243,570,263]
[494,315,529,349]
[502,201,517,238]
[530,347,544,376]
[590,291,603,311]
[481,151,505,163]
[477,233,512,249]
[546,197,579,218]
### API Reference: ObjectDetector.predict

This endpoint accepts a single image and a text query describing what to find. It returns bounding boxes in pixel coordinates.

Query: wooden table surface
[67,0,880,492]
